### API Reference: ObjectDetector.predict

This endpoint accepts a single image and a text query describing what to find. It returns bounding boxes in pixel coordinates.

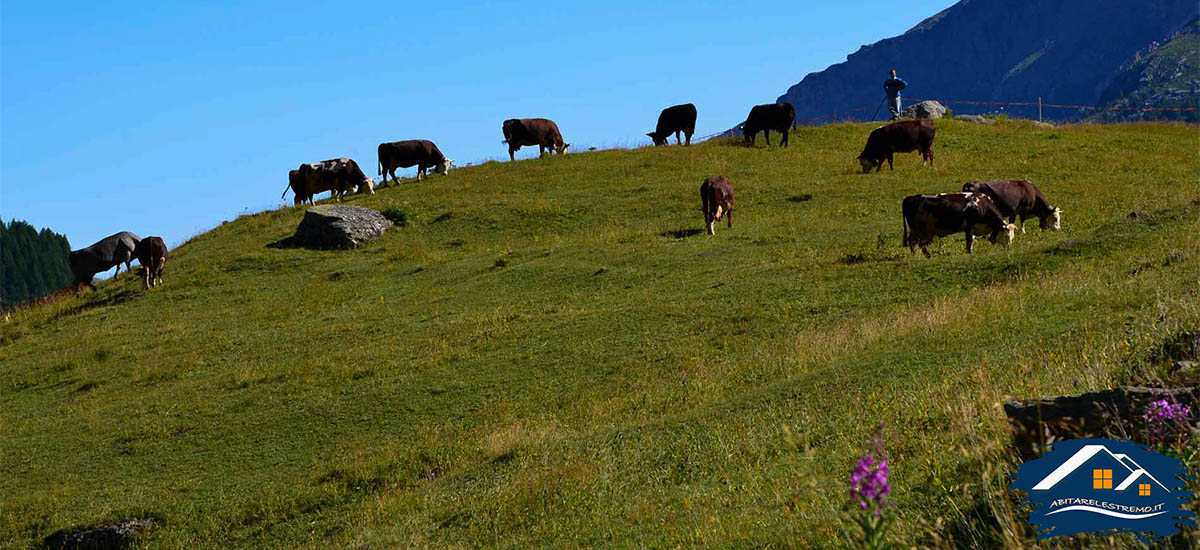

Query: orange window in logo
[1092,469,1113,489]
[1139,484,1151,496]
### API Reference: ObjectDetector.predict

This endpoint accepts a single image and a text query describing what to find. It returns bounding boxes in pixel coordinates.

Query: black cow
[743,103,796,147]
[134,236,168,289]
[502,118,570,160]
[858,119,935,173]
[902,193,1015,257]
[378,140,453,186]
[69,231,141,294]
[700,175,735,235]
[647,103,697,146]
[962,180,1061,233]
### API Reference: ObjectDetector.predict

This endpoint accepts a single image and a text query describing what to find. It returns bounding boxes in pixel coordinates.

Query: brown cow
[378,140,453,186]
[647,103,697,146]
[502,118,569,160]
[902,192,1015,257]
[134,236,168,288]
[743,103,796,147]
[962,180,1061,233]
[700,175,735,235]
[858,119,935,173]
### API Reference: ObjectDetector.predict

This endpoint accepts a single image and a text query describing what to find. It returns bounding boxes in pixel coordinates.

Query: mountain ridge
[774,0,1198,122]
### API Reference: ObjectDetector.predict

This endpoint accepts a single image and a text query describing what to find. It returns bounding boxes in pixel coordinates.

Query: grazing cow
[134,236,168,289]
[378,140,454,186]
[283,159,374,205]
[502,118,570,160]
[647,103,697,146]
[743,103,796,147]
[962,180,1061,233]
[283,169,308,205]
[700,175,735,235]
[68,231,141,294]
[902,193,1015,257]
[858,119,936,173]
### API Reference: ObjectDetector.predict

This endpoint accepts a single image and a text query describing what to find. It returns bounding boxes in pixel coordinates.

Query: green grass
[2,119,1198,548]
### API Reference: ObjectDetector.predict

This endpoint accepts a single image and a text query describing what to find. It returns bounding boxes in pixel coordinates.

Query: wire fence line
[694,96,1197,142]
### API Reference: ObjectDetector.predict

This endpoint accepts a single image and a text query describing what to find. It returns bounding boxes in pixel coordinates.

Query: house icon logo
[1010,438,1196,539]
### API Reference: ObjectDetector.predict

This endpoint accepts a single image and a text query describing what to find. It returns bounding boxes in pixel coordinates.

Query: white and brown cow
[962,180,1061,233]
[282,158,374,205]
[902,192,1015,257]
[700,175,735,235]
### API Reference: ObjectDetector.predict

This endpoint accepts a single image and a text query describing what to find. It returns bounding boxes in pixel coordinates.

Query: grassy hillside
[2,120,1198,548]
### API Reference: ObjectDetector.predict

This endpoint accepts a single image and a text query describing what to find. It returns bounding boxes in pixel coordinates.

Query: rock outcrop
[953,114,995,124]
[44,518,154,550]
[1004,386,1198,459]
[288,205,391,249]
[900,100,947,119]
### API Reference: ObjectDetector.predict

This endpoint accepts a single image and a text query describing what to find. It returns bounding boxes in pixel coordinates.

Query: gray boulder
[901,100,947,119]
[44,518,153,550]
[953,114,995,124]
[291,205,391,249]
[1004,386,1197,459]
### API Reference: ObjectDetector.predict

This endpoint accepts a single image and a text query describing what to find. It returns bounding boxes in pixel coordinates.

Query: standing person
[883,69,907,120]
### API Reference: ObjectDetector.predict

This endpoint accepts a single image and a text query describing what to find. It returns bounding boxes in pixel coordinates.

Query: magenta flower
[1144,399,1192,445]
[850,454,891,513]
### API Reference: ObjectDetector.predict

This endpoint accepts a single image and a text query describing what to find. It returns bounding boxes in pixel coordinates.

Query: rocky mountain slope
[1088,18,1199,122]
[775,0,1198,122]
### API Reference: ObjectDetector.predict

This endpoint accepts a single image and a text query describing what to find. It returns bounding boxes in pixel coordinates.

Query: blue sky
[1,1,955,250]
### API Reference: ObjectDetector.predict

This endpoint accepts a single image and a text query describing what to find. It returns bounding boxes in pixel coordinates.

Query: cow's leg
[685,131,692,146]
[782,129,789,147]
[887,153,894,171]
[965,232,975,254]
[727,207,733,229]
[1018,215,1027,234]
[142,267,150,289]
[921,244,930,258]
[928,146,934,167]
[764,130,771,146]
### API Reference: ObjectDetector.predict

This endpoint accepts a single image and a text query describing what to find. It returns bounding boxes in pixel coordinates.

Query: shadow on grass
[661,228,705,239]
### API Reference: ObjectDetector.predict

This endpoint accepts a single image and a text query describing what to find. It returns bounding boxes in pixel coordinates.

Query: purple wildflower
[850,453,891,512]
[1143,399,1192,445]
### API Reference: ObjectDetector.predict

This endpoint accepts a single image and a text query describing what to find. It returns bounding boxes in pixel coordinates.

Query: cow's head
[434,158,453,175]
[358,178,375,195]
[993,223,1016,246]
[647,132,667,146]
[1041,207,1062,231]
[858,156,880,173]
[557,143,571,155]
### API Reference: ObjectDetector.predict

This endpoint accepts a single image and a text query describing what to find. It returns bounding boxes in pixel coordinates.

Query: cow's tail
[901,211,908,248]
[377,158,382,177]
[282,182,291,199]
